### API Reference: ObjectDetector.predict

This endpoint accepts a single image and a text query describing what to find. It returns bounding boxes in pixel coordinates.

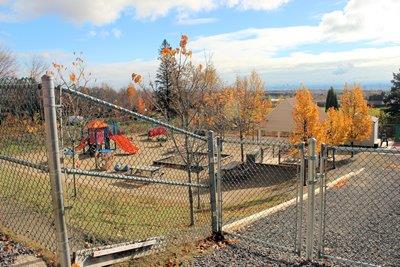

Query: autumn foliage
[291,87,325,145]
[324,108,351,145]
[340,84,371,144]
[204,71,271,137]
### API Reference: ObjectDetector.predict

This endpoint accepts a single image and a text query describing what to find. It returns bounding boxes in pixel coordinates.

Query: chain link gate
[55,79,218,265]
[214,136,306,255]
[317,145,400,267]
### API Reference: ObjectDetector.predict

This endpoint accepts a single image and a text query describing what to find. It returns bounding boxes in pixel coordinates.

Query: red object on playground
[109,134,139,154]
[148,126,167,138]
[75,138,87,151]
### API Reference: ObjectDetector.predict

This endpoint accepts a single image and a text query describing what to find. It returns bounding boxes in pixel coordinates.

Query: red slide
[75,138,87,151]
[110,134,139,154]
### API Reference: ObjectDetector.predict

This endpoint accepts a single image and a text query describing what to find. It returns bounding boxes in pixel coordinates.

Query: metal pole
[207,131,219,236]
[306,137,317,261]
[317,144,326,257]
[295,142,305,255]
[216,137,223,233]
[42,75,71,267]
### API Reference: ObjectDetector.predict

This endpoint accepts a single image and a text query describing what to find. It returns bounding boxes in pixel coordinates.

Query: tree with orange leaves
[340,84,371,153]
[125,85,137,110]
[204,71,271,161]
[133,35,218,226]
[324,107,351,167]
[324,108,350,145]
[291,87,325,148]
[135,97,146,114]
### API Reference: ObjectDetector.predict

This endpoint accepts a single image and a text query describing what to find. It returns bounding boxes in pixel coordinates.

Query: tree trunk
[332,148,336,169]
[351,141,354,157]
[196,172,200,210]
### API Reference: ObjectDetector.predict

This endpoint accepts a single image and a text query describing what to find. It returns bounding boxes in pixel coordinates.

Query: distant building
[367,92,385,107]
[257,98,379,147]
[257,98,326,138]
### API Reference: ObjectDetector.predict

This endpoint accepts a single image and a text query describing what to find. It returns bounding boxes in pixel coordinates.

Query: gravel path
[0,232,35,266]
[194,151,400,266]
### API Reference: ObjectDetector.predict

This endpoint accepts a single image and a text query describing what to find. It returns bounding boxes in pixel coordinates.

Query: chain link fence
[318,145,400,266]
[58,86,214,259]
[1,76,399,266]
[0,78,58,264]
[218,137,305,254]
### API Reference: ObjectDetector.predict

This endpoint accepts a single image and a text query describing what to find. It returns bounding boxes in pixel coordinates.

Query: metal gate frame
[215,137,307,256]
[316,144,400,267]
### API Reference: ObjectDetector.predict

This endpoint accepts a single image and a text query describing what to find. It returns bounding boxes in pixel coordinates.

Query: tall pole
[42,75,71,267]
[306,137,317,261]
[208,131,220,236]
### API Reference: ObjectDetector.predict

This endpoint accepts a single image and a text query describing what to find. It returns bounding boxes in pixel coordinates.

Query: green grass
[0,137,45,155]
[0,165,210,248]
[222,180,297,222]
[369,107,384,117]
[0,160,298,256]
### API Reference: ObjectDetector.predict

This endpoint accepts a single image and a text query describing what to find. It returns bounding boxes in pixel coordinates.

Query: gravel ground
[0,232,35,266]
[194,151,400,266]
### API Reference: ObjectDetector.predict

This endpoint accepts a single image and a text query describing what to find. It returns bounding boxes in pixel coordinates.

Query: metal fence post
[295,142,306,255]
[216,137,223,232]
[317,144,326,257]
[306,138,317,261]
[208,131,220,236]
[42,75,71,267]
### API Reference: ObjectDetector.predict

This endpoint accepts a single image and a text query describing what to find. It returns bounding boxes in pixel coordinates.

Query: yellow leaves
[203,71,271,133]
[291,87,324,147]
[135,97,146,114]
[22,119,39,134]
[340,84,371,142]
[126,85,137,98]
[324,108,350,145]
[69,73,76,83]
[161,47,175,56]
[131,73,142,84]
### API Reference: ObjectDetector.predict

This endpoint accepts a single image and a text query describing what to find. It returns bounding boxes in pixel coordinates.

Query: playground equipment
[75,119,139,156]
[148,126,167,139]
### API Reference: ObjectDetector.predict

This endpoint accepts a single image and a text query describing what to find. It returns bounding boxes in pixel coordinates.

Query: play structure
[148,126,167,139]
[75,119,139,156]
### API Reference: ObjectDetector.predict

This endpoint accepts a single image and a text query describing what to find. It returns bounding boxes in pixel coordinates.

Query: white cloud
[111,28,122,38]
[11,0,400,87]
[0,0,289,25]
[320,0,400,43]
[87,28,123,39]
[225,0,290,10]
[189,0,400,76]
[177,16,218,25]
[88,30,97,37]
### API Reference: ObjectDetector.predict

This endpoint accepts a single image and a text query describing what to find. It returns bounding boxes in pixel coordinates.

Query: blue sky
[1,0,399,89]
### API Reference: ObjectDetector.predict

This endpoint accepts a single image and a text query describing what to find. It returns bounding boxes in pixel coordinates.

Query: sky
[0,0,399,89]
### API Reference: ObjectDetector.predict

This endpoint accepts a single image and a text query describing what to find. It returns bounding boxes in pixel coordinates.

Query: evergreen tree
[384,69,400,121]
[155,39,176,119]
[325,86,339,111]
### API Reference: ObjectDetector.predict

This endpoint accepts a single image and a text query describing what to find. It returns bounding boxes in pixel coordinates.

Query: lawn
[0,162,211,251]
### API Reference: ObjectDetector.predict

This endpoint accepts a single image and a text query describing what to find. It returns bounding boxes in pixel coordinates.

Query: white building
[257,98,379,147]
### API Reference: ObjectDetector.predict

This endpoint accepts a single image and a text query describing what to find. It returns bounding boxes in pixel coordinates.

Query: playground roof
[85,119,108,129]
